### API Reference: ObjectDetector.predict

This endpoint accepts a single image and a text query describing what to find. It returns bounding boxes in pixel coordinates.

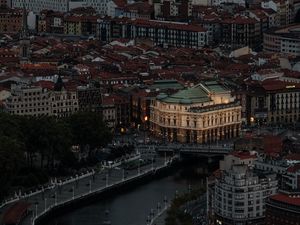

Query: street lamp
[144,116,148,144]
[44,198,47,211]
[35,203,38,217]
[89,180,92,193]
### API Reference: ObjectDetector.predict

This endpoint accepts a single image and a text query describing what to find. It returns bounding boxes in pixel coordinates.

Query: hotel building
[150,81,241,144]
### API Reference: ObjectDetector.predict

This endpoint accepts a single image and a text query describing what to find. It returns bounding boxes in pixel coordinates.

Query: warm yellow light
[121,128,125,133]
[250,117,255,122]
[144,116,148,121]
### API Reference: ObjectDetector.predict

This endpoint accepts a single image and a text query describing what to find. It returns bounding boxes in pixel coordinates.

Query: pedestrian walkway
[0,154,175,225]
[149,206,168,225]
[151,210,167,225]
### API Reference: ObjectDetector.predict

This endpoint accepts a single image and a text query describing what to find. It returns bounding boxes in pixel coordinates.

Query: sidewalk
[150,206,168,225]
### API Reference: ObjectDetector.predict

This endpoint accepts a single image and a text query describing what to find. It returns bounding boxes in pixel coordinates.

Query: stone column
[178,129,184,143]
[203,130,207,143]
[197,130,203,144]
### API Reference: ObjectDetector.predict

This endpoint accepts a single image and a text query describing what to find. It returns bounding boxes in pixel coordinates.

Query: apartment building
[13,0,110,15]
[64,15,98,36]
[5,84,78,117]
[13,0,69,14]
[151,0,192,19]
[0,6,23,33]
[97,17,208,49]
[210,151,278,225]
[38,10,64,34]
[264,24,300,56]
[77,85,101,113]
[0,0,11,7]
[242,78,300,125]
[261,0,293,26]
[220,16,261,49]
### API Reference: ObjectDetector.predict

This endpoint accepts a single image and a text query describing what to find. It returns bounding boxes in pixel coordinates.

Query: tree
[0,113,23,140]
[0,136,24,200]
[46,119,73,170]
[67,112,112,156]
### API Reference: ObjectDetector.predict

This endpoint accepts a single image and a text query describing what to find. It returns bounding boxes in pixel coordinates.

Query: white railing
[1,154,142,214]
[31,157,175,225]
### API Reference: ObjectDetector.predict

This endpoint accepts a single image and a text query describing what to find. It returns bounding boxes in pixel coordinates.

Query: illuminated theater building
[150,81,242,143]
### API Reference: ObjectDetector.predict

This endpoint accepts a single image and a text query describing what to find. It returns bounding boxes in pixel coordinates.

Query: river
[45,159,218,225]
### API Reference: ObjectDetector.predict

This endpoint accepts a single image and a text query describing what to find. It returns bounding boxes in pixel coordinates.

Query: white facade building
[5,85,78,117]
[13,0,111,15]
[13,0,69,14]
[210,151,278,225]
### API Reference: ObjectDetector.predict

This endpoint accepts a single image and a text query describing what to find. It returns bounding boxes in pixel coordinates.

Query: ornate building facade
[5,84,78,117]
[150,81,242,143]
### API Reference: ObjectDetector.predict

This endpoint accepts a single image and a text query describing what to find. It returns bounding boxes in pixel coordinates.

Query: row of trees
[0,112,112,200]
[165,188,205,225]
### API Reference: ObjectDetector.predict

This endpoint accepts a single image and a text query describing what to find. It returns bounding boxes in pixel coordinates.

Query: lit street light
[144,115,148,144]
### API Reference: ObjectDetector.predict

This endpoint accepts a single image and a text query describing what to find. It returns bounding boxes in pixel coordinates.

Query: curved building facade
[150,81,242,143]
[266,192,300,225]
[264,24,300,56]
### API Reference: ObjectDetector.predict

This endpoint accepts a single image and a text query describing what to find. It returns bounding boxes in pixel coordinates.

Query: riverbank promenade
[0,153,174,225]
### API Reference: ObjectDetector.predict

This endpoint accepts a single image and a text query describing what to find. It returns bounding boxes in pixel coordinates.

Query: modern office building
[150,81,241,143]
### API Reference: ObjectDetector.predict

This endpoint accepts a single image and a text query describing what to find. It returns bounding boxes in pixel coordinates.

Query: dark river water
[45,159,216,225]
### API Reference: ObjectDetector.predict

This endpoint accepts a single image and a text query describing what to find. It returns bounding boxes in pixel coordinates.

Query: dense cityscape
[0,0,300,225]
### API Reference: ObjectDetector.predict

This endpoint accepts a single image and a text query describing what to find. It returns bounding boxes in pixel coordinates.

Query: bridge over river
[138,143,233,156]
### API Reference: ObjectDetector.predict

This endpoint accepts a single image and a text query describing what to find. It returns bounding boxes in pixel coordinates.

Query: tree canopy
[0,112,112,200]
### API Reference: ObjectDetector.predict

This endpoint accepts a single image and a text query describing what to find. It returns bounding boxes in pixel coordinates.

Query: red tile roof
[263,135,282,154]
[287,164,300,173]
[270,193,300,207]
[123,1,153,14]
[105,17,206,32]
[285,153,300,161]
[262,79,300,91]
[2,201,31,225]
[230,151,257,160]
[34,80,54,90]
[113,0,127,7]
[222,15,258,24]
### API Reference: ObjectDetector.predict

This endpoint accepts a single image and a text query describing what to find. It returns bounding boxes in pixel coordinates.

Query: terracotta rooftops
[103,17,206,32]
[261,79,300,91]
[285,153,300,161]
[287,164,300,173]
[270,193,300,207]
[230,151,257,160]
[222,15,258,24]
[113,0,127,7]
[2,201,31,225]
